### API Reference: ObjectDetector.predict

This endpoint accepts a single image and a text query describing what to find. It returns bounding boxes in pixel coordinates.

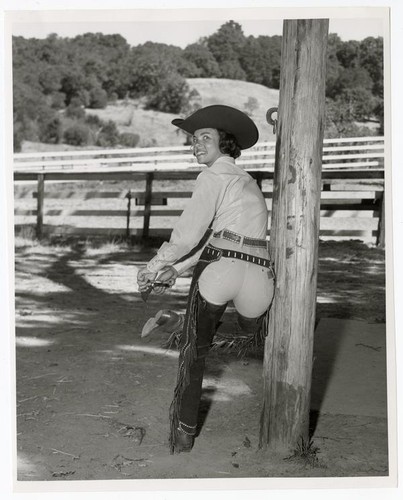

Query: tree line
[12,20,383,151]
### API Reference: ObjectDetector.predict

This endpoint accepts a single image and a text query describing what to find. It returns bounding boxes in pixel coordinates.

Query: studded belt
[213,229,268,249]
[200,244,275,278]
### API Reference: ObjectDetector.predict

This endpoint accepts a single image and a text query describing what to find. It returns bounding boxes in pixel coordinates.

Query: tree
[359,37,383,98]
[125,44,190,113]
[325,33,344,97]
[182,43,221,78]
[146,73,190,114]
[327,66,373,99]
[239,35,282,88]
[336,39,360,68]
[60,71,87,106]
[88,86,108,109]
[206,20,247,79]
[38,66,62,95]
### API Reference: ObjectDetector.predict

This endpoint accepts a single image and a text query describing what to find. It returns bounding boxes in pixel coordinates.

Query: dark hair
[217,129,241,159]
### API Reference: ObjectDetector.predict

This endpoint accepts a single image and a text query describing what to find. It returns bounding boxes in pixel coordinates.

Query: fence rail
[14,136,384,173]
[13,136,385,245]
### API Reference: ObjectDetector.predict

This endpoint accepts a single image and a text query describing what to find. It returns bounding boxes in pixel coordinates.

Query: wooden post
[260,19,329,452]
[376,191,385,248]
[36,174,45,239]
[126,189,132,240]
[143,173,154,239]
[254,172,263,191]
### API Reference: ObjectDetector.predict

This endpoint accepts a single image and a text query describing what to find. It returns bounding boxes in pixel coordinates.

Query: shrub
[108,92,118,104]
[63,124,90,146]
[39,116,62,144]
[85,113,103,128]
[119,132,140,148]
[13,127,23,152]
[88,87,108,109]
[65,98,85,120]
[244,96,259,116]
[96,120,120,147]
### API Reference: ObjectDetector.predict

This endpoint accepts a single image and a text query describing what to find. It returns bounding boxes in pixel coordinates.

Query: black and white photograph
[1,0,402,497]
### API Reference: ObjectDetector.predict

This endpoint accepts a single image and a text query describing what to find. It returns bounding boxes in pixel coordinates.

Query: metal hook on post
[266,107,278,135]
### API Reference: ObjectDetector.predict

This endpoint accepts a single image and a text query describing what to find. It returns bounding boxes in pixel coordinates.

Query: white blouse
[146,155,268,274]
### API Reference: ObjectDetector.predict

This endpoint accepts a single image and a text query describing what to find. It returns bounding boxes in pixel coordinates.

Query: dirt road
[14,239,389,482]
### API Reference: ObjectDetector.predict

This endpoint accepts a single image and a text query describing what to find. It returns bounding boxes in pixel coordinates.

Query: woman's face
[192,128,223,167]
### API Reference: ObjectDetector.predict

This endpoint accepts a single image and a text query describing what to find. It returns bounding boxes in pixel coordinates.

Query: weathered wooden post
[260,19,329,452]
[125,189,132,240]
[376,191,385,248]
[36,173,45,239]
[143,173,154,239]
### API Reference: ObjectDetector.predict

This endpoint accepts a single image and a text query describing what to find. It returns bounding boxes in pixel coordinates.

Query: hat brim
[172,105,259,150]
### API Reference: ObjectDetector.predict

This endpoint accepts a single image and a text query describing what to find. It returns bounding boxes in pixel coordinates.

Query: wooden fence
[13,137,385,245]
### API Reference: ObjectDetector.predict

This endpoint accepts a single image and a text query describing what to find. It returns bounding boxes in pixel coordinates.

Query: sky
[10,16,385,48]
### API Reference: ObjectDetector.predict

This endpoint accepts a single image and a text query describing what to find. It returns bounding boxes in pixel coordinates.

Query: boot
[173,429,194,453]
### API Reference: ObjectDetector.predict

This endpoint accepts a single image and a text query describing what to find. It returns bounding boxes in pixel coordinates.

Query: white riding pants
[198,238,275,318]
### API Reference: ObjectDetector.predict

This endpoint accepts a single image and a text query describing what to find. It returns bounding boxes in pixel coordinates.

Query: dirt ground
[14,237,389,483]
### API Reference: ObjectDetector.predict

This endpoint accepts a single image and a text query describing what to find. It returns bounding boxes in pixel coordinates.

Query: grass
[14,229,130,255]
[284,437,324,468]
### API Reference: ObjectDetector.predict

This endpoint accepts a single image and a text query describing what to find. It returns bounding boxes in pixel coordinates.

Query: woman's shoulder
[195,169,222,192]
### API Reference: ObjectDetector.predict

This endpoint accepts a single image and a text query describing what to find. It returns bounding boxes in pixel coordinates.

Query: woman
[137,104,275,454]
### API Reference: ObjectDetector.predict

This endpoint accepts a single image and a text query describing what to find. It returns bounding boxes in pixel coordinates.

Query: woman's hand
[137,268,158,292]
[153,266,179,295]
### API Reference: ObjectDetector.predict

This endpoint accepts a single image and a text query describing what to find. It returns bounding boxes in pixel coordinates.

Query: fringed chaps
[168,259,211,454]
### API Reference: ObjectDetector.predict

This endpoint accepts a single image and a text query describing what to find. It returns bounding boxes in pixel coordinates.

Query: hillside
[74,78,278,150]
[187,78,279,141]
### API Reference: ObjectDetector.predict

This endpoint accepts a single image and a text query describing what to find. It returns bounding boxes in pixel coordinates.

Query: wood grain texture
[260,19,329,452]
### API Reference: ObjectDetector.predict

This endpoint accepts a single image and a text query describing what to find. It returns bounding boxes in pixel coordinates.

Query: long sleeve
[146,170,222,273]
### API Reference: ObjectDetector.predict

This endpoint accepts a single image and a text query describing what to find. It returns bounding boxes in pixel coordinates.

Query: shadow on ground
[14,239,388,481]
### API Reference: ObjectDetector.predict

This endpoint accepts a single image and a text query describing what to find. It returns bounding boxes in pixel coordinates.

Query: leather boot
[173,429,194,453]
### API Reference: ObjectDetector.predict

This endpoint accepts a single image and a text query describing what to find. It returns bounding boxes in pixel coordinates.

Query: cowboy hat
[172,104,259,149]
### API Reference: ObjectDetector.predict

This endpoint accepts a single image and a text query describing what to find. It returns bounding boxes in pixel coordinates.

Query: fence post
[36,174,45,239]
[376,191,385,248]
[143,173,154,239]
[254,172,263,191]
[126,190,132,240]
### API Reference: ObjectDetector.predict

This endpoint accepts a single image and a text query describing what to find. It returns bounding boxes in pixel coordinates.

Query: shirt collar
[209,155,245,175]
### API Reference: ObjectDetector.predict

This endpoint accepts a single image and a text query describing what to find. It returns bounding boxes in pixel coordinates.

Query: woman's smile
[192,128,223,167]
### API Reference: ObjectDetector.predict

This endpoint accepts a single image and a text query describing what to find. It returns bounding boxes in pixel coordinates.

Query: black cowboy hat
[171,104,259,149]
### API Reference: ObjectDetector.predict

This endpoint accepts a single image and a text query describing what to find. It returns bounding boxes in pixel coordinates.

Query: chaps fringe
[168,261,209,454]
